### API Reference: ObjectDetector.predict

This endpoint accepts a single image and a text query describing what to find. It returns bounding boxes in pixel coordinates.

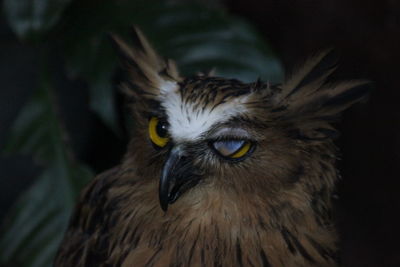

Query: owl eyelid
[208,127,251,140]
[209,139,255,161]
[210,137,251,142]
[148,115,168,124]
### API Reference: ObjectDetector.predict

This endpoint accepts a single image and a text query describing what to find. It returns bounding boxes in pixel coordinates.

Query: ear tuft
[323,82,371,109]
[272,50,371,140]
[277,49,337,102]
[274,50,370,119]
[109,26,181,99]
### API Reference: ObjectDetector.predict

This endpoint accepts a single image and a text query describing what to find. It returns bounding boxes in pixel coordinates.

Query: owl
[55,28,368,267]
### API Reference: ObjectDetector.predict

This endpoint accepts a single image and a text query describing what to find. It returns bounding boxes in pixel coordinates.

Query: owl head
[111,28,369,212]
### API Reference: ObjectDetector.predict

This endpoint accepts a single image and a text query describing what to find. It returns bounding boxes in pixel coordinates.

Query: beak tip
[160,203,168,212]
[159,194,169,212]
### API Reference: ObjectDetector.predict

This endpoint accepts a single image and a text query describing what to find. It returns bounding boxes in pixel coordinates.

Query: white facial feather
[159,80,179,94]
[160,86,248,141]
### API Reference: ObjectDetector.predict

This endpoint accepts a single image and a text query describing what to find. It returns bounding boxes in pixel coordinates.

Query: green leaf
[0,85,93,267]
[88,69,120,135]
[3,0,73,41]
[4,86,57,162]
[148,6,283,82]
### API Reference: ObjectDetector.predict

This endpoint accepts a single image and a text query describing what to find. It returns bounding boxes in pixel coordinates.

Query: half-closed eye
[211,140,254,160]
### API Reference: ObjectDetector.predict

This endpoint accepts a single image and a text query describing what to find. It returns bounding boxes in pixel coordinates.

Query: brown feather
[55,29,369,267]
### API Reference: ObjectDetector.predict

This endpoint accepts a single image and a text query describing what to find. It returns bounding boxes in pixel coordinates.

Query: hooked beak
[159,146,202,211]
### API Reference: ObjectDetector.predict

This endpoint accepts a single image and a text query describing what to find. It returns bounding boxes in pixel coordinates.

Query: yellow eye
[149,117,169,148]
[211,140,254,160]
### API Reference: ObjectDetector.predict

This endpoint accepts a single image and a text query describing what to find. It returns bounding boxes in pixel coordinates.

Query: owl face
[129,76,307,211]
[113,28,368,211]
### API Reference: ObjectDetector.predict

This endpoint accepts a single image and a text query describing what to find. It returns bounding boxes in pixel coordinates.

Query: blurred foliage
[1,0,283,266]
[3,0,73,41]
[0,82,92,267]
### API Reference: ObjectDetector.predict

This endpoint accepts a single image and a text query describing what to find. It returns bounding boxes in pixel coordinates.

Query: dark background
[1,1,399,266]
